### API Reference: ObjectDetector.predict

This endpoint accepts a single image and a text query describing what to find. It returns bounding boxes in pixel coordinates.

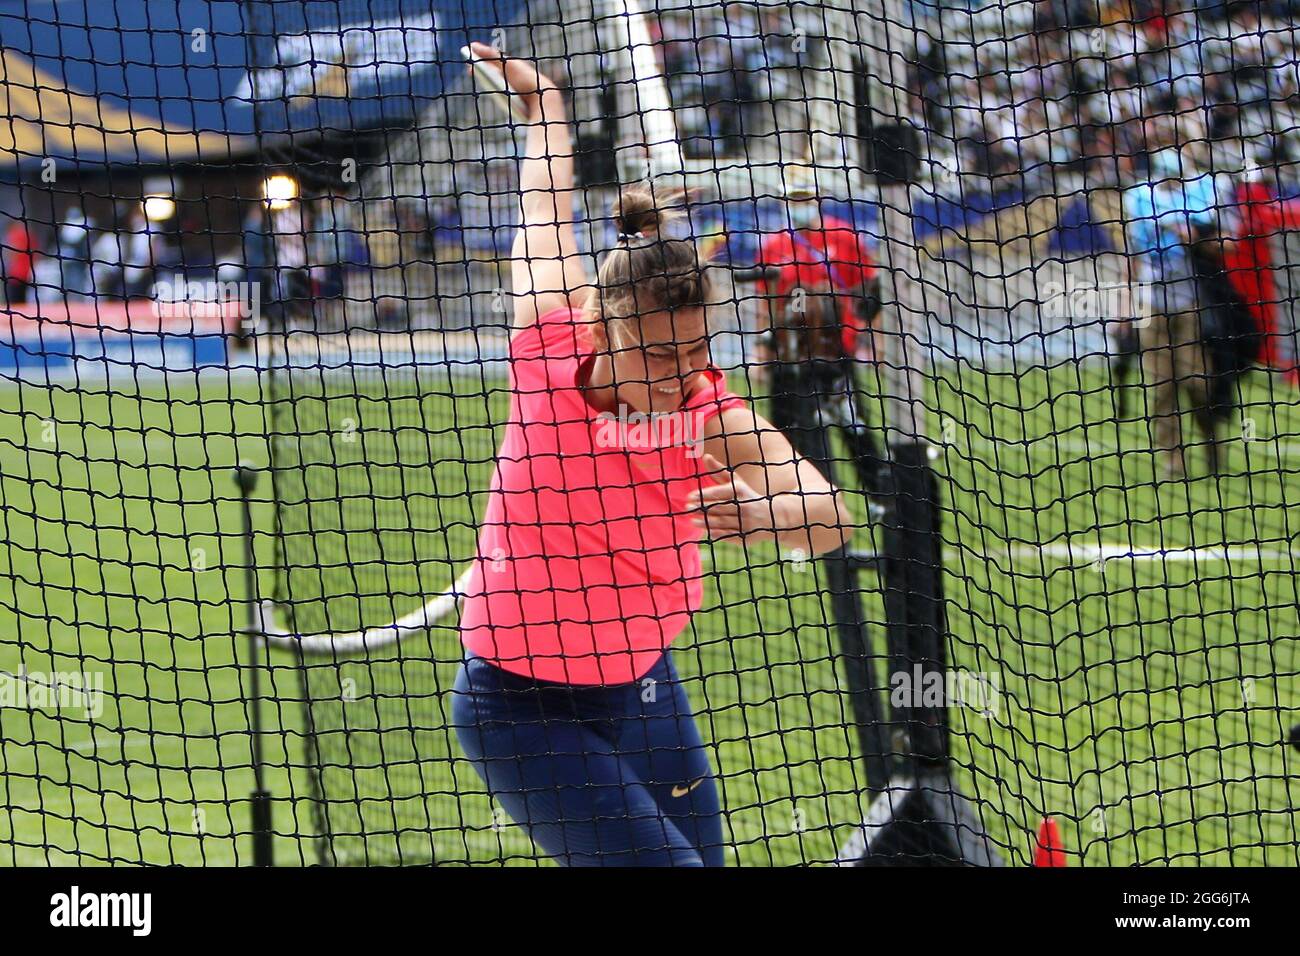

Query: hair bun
[611,182,689,242]
[595,182,712,324]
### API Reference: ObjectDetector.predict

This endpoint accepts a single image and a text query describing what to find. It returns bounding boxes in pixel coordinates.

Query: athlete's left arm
[690,405,854,556]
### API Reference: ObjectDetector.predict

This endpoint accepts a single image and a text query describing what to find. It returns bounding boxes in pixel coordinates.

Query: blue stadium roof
[0,0,526,167]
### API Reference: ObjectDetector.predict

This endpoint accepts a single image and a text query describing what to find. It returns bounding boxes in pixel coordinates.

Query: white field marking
[709,537,1298,571]
[741,541,1300,573]
[246,537,1291,656]
[952,435,1300,456]
[1003,540,1300,568]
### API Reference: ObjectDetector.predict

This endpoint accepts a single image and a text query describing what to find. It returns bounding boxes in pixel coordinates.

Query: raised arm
[465,43,595,335]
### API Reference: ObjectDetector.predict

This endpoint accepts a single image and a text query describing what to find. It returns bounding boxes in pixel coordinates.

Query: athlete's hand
[466,41,558,123]
[685,454,777,544]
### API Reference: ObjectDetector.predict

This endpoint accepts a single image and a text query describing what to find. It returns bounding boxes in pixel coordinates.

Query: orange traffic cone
[1033,816,1067,867]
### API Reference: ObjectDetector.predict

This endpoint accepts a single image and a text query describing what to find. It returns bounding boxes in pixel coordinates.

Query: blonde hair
[592,183,712,331]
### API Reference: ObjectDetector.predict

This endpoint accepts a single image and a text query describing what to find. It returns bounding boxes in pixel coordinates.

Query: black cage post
[236,2,276,866]
[832,0,1003,866]
[235,462,274,867]
[782,379,893,797]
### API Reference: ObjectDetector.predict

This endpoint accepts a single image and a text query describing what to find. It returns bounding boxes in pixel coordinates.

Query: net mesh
[1,0,1298,866]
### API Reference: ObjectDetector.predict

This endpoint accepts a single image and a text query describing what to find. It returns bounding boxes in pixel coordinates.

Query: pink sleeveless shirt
[459,305,746,685]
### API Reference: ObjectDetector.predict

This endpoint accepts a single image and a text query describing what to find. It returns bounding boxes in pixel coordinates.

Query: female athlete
[454,43,854,867]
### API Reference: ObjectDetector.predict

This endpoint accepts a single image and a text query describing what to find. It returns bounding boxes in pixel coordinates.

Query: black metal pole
[236,462,274,867]
[771,364,892,795]
[877,441,950,773]
[822,547,893,792]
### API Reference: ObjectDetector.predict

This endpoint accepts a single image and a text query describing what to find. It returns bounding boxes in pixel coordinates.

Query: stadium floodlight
[263,173,299,210]
[141,194,176,222]
[141,176,178,221]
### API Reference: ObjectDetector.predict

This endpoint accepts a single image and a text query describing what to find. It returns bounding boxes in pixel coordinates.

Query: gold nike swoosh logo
[671,778,706,798]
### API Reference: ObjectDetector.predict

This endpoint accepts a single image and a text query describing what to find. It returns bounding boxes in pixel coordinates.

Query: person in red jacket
[2,216,34,305]
[755,179,880,359]
[753,175,885,495]
[1222,170,1300,380]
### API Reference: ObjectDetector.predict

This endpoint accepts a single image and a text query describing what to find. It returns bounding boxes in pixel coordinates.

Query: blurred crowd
[0,206,180,307]
[8,0,1300,332]
[653,5,810,159]
[915,0,1300,193]
[0,196,377,318]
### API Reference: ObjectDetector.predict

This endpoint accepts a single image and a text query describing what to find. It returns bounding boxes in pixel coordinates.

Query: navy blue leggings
[453,651,726,866]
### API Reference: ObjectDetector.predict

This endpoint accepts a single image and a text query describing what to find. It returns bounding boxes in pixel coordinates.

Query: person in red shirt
[753,178,885,495]
[2,216,34,305]
[1222,173,1300,380]
[756,183,879,358]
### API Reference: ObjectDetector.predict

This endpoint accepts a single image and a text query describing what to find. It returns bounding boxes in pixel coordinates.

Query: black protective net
[0,0,1297,867]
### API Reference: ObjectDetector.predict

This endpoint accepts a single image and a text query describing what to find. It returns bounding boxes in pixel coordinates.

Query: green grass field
[1,357,1297,866]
